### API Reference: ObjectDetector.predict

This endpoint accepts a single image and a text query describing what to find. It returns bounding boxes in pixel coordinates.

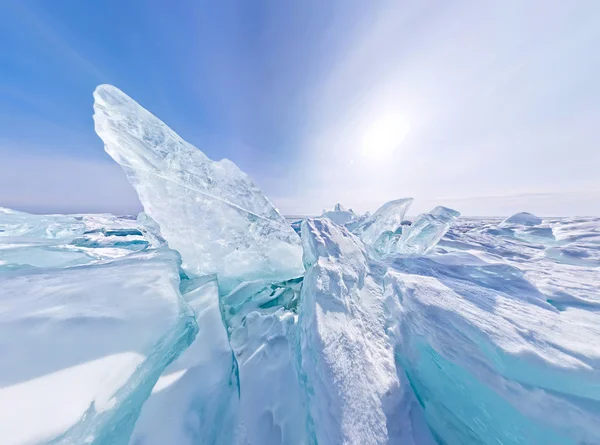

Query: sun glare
[360,113,410,161]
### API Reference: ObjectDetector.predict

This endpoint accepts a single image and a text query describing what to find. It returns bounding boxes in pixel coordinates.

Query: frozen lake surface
[1,85,598,445]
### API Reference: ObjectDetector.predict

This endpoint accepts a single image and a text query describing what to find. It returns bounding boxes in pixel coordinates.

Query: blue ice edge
[397,342,577,445]
[45,263,199,445]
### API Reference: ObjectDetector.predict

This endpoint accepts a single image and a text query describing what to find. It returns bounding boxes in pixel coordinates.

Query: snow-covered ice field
[1,86,599,445]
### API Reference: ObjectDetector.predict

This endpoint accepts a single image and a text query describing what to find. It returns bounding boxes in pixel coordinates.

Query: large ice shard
[299,218,434,445]
[351,198,413,245]
[0,248,197,445]
[396,206,460,254]
[93,85,303,288]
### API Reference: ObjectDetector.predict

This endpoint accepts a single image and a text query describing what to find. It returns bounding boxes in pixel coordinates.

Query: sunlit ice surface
[1,86,599,445]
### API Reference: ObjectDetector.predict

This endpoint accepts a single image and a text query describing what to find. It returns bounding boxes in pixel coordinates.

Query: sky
[1,0,599,216]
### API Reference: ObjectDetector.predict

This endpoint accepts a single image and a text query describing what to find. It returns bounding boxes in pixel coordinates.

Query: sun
[360,112,410,161]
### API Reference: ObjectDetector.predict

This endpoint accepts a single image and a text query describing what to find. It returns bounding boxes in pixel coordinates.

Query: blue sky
[1,0,599,216]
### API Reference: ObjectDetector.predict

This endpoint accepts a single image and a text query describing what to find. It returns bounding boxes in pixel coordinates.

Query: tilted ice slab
[299,218,433,445]
[93,85,303,288]
[385,251,600,444]
[351,198,413,245]
[0,249,197,445]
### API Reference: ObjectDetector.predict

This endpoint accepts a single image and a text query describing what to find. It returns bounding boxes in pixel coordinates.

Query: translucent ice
[133,276,308,445]
[396,206,460,254]
[131,276,237,445]
[351,198,413,245]
[0,243,96,270]
[93,85,303,287]
[0,210,158,271]
[0,207,85,240]
[136,212,167,248]
[2,209,600,445]
[384,251,600,444]
[3,82,600,445]
[0,248,197,445]
[223,278,308,444]
[372,227,403,254]
[343,210,370,232]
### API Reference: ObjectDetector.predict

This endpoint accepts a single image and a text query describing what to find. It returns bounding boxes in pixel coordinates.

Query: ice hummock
[300,218,434,444]
[2,82,600,445]
[501,211,542,226]
[3,205,600,445]
[93,85,303,288]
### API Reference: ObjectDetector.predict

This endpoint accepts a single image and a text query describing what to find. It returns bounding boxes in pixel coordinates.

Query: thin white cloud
[289,0,600,216]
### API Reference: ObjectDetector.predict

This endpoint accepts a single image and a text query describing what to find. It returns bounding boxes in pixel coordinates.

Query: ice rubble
[343,210,371,232]
[0,207,85,240]
[320,203,357,226]
[93,85,303,289]
[351,198,413,245]
[225,279,307,445]
[501,211,542,226]
[132,276,308,445]
[371,206,460,255]
[3,84,600,445]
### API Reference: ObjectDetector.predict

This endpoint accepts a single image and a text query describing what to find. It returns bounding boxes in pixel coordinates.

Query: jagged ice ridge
[0,85,599,445]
